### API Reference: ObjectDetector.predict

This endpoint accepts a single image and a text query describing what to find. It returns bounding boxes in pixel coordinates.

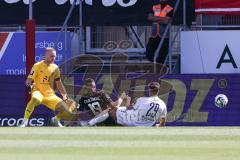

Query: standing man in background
[146,0,173,64]
[20,47,73,127]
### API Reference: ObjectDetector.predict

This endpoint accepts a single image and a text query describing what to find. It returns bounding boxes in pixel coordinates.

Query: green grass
[0,127,240,160]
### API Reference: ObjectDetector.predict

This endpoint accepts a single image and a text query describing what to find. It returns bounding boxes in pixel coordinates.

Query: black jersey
[78,90,112,116]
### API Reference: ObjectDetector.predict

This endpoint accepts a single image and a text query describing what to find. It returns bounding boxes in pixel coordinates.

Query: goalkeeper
[19,47,77,127]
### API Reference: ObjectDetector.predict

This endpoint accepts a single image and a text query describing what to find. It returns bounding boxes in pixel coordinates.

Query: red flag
[195,0,240,15]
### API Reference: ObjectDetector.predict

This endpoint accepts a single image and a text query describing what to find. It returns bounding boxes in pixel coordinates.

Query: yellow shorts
[32,91,63,111]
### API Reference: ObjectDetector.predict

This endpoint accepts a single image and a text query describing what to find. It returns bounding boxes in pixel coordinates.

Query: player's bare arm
[55,78,68,101]
[125,95,135,110]
[25,78,34,92]
[156,118,166,127]
[25,78,33,87]
[111,91,127,108]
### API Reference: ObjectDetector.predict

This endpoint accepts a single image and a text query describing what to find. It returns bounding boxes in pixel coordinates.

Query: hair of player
[84,78,95,86]
[148,81,160,95]
[45,47,56,53]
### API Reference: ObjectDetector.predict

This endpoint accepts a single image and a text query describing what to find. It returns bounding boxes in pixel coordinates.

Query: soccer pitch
[0,127,240,160]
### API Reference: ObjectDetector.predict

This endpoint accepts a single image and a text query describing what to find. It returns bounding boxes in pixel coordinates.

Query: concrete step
[72,53,180,74]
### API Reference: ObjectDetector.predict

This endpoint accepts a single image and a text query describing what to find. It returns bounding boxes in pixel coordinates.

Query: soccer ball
[215,94,228,108]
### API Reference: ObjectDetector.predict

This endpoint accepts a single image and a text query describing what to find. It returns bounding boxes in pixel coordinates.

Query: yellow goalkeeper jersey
[28,60,60,97]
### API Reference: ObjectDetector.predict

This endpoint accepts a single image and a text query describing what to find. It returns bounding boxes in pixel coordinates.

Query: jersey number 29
[146,102,160,119]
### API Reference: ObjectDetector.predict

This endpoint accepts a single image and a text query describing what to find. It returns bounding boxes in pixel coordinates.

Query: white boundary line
[0,32,13,61]
[196,8,240,13]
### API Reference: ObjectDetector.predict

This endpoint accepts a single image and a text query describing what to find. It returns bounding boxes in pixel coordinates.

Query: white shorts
[116,107,159,127]
[116,107,137,126]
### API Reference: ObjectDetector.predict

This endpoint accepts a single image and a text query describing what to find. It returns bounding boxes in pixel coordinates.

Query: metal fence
[195,14,240,29]
[85,26,150,53]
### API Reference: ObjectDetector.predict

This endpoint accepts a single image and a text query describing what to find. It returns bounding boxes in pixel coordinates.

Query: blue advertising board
[0,32,71,75]
[0,74,239,126]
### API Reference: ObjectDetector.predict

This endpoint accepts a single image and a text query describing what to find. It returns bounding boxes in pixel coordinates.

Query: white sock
[52,116,60,121]
[23,119,28,124]
[19,119,28,127]
[88,112,109,126]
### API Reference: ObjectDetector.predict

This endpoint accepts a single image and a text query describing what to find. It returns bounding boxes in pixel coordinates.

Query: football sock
[56,110,74,121]
[23,97,41,120]
[88,112,109,126]
[55,102,74,121]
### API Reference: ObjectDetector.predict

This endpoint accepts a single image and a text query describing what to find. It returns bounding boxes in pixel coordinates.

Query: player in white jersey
[116,96,166,126]
[89,81,167,127]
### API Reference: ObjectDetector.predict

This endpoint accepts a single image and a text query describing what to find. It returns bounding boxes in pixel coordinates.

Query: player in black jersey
[70,78,125,126]
[78,79,113,116]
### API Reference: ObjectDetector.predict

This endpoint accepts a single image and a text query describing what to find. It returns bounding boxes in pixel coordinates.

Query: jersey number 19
[88,102,102,115]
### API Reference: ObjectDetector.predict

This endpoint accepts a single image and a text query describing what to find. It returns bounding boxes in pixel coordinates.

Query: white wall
[181,30,240,73]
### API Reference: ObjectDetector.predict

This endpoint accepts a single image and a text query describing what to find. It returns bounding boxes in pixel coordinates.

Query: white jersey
[116,96,167,126]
